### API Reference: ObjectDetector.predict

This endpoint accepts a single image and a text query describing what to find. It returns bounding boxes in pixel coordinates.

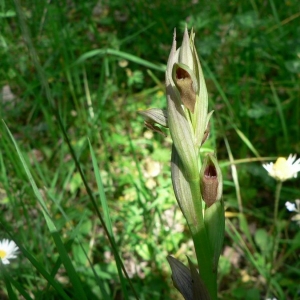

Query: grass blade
[76,48,166,72]
[3,121,87,300]
[234,127,260,158]
[270,81,289,144]
[89,139,129,299]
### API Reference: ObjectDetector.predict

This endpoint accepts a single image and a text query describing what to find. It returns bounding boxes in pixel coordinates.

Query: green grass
[1,0,300,299]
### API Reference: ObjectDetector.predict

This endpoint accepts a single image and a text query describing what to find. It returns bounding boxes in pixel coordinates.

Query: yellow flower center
[0,250,7,259]
[274,157,287,169]
[273,157,293,181]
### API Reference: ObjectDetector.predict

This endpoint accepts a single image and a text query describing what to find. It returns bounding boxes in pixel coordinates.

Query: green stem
[188,177,217,299]
[266,180,282,298]
[170,144,217,299]
[273,181,282,224]
[191,225,217,300]
[272,180,282,265]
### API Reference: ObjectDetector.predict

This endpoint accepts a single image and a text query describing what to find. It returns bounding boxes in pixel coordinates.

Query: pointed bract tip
[183,26,190,43]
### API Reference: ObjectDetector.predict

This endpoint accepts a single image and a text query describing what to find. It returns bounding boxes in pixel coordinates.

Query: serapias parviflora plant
[139,27,224,300]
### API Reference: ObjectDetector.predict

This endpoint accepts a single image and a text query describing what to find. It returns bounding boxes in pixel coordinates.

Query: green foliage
[0,0,300,299]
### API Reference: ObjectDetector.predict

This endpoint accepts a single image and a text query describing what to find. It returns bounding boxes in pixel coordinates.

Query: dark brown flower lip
[205,164,217,178]
[176,67,190,80]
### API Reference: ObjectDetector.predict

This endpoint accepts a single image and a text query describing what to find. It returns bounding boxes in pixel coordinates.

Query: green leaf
[167,256,193,300]
[187,257,211,300]
[254,229,272,255]
[204,201,225,272]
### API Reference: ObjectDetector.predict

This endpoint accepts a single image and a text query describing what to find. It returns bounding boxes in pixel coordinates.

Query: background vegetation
[1,0,300,299]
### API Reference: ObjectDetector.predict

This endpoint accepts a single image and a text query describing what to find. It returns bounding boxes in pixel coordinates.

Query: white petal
[287,154,296,163]
[1,258,10,265]
[262,163,273,172]
[285,201,296,212]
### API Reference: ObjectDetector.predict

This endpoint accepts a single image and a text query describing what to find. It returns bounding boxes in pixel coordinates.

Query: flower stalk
[274,181,282,224]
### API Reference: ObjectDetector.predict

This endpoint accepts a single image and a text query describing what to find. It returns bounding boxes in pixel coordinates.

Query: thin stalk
[272,181,282,265]
[224,137,243,213]
[266,180,282,298]
[273,181,282,224]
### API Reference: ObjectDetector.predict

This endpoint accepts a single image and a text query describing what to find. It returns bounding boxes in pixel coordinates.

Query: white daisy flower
[286,200,300,226]
[285,201,297,212]
[0,239,19,265]
[262,154,300,182]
